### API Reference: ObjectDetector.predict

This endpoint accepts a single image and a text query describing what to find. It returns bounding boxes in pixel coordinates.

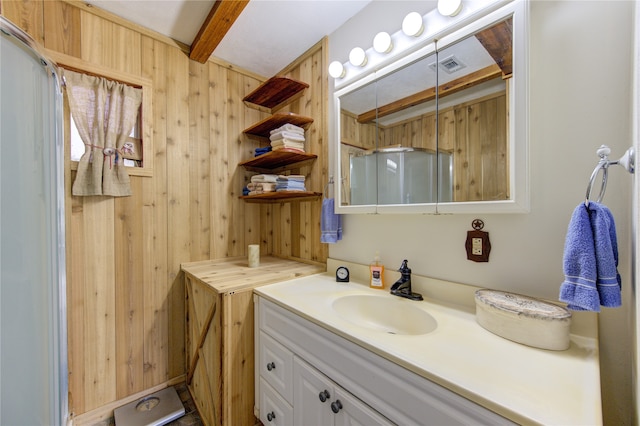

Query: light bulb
[373,32,393,54]
[402,12,424,37]
[328,61,345,79]
[438,0,463,17]
[349,47,367,67]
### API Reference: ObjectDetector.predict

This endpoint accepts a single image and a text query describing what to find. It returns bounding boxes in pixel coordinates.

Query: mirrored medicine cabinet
[333,1,529,214]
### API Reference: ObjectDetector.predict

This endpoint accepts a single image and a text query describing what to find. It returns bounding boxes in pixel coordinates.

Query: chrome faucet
[390,259,423,301]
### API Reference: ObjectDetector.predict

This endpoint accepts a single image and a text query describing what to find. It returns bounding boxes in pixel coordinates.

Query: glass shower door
[0,17,68,425]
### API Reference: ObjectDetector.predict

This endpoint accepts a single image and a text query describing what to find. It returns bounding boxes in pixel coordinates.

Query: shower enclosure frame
[0,16,69,425]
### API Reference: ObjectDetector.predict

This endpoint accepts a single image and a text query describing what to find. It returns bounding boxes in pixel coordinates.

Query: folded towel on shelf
[559,202,621,311]
[277,174,305,182]
[242,186,250,196]
[272,146,306,154]
[270,123,305,135]
[247,182,276,192]
[269,131,306,142]
[271,140,305,152]
[320,198,342,244]
[276,175,306,192]
[251,174,278,183]
[254,146,272,156]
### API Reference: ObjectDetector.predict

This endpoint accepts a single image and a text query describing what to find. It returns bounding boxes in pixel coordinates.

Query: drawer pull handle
[267,411,276,421]
[318,389,330,402]
[331,400,343,414]
[266,362,276,371]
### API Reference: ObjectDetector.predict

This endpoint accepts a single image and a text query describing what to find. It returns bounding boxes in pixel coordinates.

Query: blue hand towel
[320,198,342,244]
[559,202,621,311]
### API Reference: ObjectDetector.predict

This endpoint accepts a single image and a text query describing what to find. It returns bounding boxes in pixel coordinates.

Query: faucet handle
[398,259,411,274]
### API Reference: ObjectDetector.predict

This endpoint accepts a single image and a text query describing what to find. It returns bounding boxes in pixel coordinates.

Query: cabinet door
[333,387,393,426]
[293,357,334,426]
[260,331,294,404]
[260,378,294,426]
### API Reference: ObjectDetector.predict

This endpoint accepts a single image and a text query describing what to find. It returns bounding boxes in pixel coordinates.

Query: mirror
[334,1,528,214]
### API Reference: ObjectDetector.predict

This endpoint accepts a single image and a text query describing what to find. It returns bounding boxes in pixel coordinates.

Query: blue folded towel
[255,146,272,156]
[559,202,621,311]
[320,198,342,244]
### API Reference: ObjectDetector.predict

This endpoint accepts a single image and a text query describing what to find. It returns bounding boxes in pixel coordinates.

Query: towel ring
[585,145,635,207]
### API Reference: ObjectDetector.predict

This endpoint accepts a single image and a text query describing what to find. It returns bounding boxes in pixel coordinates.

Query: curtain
[63,69,142,196]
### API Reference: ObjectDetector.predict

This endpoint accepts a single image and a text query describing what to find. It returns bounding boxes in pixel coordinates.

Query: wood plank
[1,0,44,43]
[165,44,191,378]
[243,112,314,138]
[475,18,513,78]
[181,256,324,294]
[238,150,317,173]
[243,76,309,113]
[141,37,170,389]
[43,0,81,56]
[240,191,322,203]
[189,0,250,63]
[208,62,232,259]
[115,178,145,398]
[82,196,117,411]
[190,59,212,261]
[222,290,256,425]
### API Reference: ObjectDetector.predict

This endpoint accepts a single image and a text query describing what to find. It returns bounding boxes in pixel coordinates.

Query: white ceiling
[87,0,372,77]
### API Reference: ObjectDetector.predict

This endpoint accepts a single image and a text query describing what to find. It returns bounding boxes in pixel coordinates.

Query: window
[49,50,153,177]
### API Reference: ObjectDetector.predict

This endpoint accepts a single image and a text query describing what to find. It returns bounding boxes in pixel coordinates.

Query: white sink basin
[332,294,437,335]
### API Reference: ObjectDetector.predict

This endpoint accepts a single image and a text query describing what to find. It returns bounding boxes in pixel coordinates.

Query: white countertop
[254,270,602,426]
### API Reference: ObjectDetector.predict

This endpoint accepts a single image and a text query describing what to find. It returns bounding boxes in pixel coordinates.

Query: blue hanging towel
[320,198,342,244]
[559,202,621,312]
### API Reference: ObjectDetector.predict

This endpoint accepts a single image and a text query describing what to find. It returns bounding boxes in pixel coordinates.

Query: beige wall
[2,0,328,420]
[329,1,635,424]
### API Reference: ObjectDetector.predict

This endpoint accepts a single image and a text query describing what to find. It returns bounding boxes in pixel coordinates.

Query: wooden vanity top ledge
[181,256,325,294]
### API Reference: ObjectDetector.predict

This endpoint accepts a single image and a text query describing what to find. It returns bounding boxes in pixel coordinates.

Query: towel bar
[585,145,634,206]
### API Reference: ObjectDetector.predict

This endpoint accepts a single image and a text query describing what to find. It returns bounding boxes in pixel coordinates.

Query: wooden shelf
[239,149,317,173]
[240,76,316,203]
[243,76,309,114]
[243,112,314,138]
[239,191,322,203]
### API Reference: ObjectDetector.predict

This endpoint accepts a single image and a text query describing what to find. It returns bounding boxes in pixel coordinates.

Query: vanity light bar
[328,1,468,80]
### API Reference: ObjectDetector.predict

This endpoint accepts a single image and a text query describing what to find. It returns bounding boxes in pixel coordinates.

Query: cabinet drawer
[260,378,294,426]
[260,331,294,404]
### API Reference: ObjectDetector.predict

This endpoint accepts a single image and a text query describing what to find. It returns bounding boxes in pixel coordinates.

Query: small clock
[336,266,350,282]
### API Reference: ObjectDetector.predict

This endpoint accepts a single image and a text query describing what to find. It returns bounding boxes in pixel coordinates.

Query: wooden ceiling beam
[357,64,503,124]
[189,0,250,63]
[475,18,513,78]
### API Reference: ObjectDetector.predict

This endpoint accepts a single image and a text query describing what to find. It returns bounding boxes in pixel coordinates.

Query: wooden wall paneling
[67,183,86,416]
[295,54,317,261]
[208,63,231,259]
[114,178,145,398]
[438,109,456,152]
[226,71,248,257]
[43,0,81,56]
[165,45,190,378]
[260,204,274,255]
[242,75,264,252]
[79,10,141,75]
[0,0,44,43]
[141,37,169,389]
[497,94,508,199]
[82,196,117,411]
[189,59,212,262]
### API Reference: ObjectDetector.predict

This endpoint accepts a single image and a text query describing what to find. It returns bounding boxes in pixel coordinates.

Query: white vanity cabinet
[255,295,515,426]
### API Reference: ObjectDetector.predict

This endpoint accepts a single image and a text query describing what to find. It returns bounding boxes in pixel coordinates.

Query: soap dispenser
[369,251,385,289]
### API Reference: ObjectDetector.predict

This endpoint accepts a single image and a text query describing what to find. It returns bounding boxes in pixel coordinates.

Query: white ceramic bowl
[475,289,572,351]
